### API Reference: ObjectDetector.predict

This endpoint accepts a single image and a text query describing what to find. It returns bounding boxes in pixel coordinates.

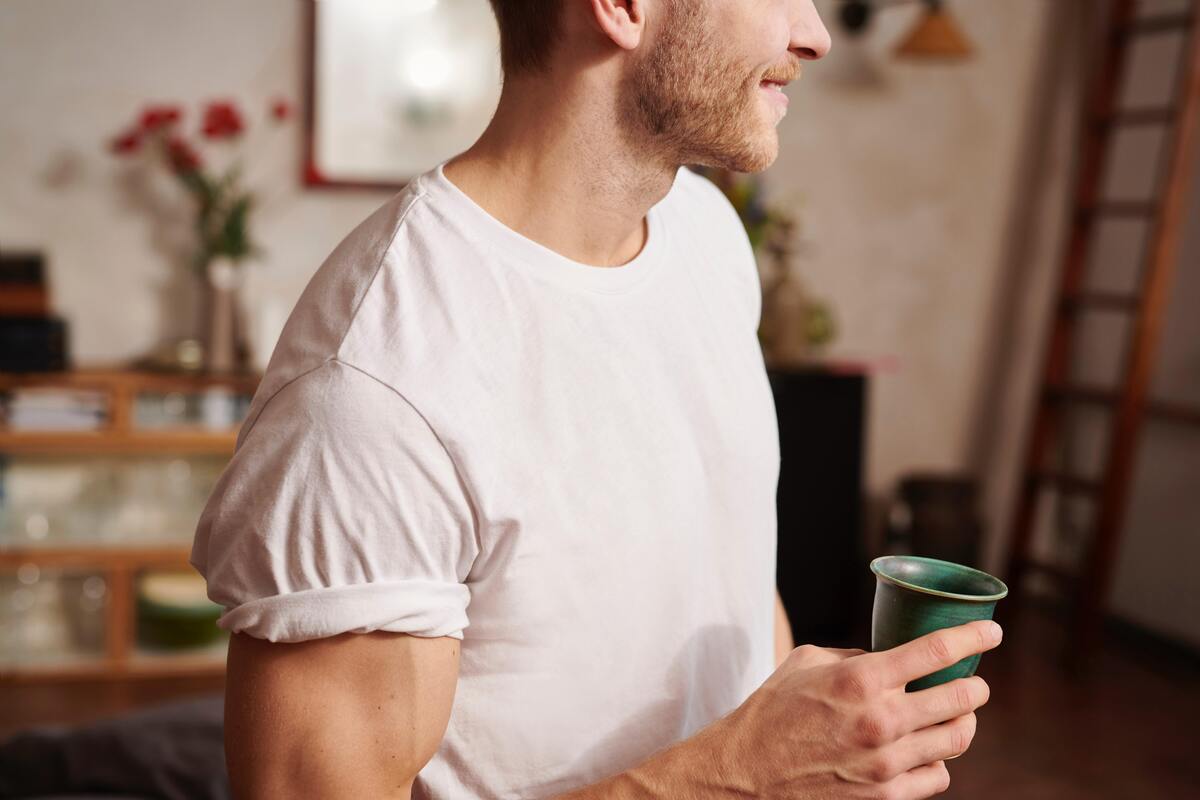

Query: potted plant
[108,97,293,373]
[692,166,836,365]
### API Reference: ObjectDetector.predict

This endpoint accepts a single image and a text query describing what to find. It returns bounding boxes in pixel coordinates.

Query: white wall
[0,0,388,368]
[1102,7,1200,648]
[1,0,1058,491]
[769,1,1052,495]
[2,1,1070,545]
[970,0,1200,648]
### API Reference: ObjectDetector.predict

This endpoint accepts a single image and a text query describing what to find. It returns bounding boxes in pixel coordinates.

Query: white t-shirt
[190,158,781,799]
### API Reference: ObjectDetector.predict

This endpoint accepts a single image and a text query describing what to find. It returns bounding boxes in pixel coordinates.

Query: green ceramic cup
[870,555,1008,692]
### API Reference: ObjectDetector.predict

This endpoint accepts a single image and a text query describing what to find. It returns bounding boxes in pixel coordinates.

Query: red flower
[165,134,202,173]
[303,160,326,185]
[109,127,143,155]
[139,105,182,131]
[201,100,244,139]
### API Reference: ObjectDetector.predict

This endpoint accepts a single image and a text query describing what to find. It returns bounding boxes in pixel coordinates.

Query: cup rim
[870,555,1009,602]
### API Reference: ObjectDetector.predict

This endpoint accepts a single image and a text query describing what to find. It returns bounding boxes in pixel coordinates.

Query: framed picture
[302,0,503,190]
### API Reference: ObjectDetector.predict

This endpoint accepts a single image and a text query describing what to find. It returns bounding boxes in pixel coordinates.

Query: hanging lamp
[837,0,974,61]
[895,0,974,59]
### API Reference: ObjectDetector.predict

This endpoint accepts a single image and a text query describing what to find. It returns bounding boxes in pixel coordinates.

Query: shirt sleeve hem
[214,579,470,643]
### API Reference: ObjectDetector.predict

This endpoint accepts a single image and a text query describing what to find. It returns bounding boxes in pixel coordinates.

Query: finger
[871,620,1002,688]
[898,676,989,733]
[878,761,951,800]
[894,713,977,771]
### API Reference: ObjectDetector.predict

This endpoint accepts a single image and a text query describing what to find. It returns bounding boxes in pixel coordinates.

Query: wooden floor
[2,609,1197,798]
[944,608,1200,799]
[0,673,224,741]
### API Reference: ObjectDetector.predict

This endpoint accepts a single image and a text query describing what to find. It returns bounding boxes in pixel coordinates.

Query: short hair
[486,0,564,76]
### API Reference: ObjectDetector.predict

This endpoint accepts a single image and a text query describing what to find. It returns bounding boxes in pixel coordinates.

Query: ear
[586,0,648,52]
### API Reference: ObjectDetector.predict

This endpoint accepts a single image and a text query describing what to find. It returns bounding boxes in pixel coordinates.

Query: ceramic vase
[203,256,244,374]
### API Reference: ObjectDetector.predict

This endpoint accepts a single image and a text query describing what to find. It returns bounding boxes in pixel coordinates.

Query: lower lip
[759,81,789,108]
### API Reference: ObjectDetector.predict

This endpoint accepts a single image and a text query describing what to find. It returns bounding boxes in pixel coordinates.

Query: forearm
[550,710,746,800]
[774,589,794,668]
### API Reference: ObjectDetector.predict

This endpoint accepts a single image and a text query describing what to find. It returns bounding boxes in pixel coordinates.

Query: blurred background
[0,0,1197,798]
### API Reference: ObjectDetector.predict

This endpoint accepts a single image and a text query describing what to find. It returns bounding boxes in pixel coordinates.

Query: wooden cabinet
[0,368,258,682]
[771,365,869,647]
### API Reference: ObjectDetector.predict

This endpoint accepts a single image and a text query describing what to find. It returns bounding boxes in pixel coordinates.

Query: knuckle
[854,709,894,747]
[950,714,976,753]
[866,752,899,783]
[926,632,954,664]
[791,643,821,661]
[952,681,975,712]
[834,664,873,700]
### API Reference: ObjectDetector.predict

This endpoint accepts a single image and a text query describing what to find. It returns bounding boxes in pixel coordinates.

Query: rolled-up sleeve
[189,358,478,643]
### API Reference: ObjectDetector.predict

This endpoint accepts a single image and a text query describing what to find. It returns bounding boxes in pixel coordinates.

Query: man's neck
[441,73,679,268]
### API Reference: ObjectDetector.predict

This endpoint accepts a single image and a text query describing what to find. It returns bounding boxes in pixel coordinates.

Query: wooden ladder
[1004,0,1200,657]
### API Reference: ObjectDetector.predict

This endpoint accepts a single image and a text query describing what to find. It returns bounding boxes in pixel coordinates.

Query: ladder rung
[1147,399,1200,427]
[1060,290,1141,313]
[1121,13,1194,37]
[1030,471,1104,496]
[1098,107,1177,128]
[1046,384,1117,406]
[1081,200,1159,219]
[1045,385,1200,428]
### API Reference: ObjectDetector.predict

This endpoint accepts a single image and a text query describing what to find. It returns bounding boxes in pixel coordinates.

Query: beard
[619,0,778,173]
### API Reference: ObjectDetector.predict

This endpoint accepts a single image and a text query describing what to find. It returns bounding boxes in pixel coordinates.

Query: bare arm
[223,630,460,799]
[553,621,1001,800]
[774,588,795,668]
[226,620,999,800]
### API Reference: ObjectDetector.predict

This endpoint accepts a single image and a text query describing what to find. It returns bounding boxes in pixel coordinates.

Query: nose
[791,0,832,60]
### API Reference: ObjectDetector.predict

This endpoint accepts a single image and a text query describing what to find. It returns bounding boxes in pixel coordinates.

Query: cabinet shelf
[0,543,196,569]
[0,366,258,682]
[1,637,228,683]
[0,430,239,456]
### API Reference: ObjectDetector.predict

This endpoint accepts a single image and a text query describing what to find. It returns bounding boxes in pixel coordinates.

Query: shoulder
[244,177,457,428]
[235,357,429,453]
[669,166,763,327]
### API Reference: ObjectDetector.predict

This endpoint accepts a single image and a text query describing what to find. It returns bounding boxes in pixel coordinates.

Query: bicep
[224,629,461,800]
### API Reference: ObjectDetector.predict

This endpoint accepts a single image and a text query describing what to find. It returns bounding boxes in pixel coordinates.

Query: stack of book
[1,386,108,431]
[0,249,69,372]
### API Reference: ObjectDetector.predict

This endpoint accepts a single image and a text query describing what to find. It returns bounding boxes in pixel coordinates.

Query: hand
[714,620,1001,799]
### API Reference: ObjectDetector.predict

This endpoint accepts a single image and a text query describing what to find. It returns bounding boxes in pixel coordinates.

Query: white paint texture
[19,0,1198,645]
[0,0,1056,501]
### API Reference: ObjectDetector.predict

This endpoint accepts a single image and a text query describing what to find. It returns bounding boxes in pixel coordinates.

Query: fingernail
[988,621,1003,643]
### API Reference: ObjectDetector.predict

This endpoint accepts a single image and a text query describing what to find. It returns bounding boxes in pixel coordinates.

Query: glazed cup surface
[870,555,1008,691]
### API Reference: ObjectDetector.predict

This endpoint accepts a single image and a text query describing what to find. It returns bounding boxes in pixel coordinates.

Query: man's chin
[718,132,779,174]
[680,121,779,173]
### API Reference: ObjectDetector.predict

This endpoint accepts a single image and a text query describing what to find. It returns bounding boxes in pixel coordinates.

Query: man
[190,1,999,798]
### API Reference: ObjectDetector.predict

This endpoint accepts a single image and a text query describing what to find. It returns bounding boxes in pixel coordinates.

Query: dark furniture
[771,364,868,647]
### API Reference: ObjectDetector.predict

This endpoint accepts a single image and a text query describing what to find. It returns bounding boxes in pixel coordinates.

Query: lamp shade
[896,5,973,59]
